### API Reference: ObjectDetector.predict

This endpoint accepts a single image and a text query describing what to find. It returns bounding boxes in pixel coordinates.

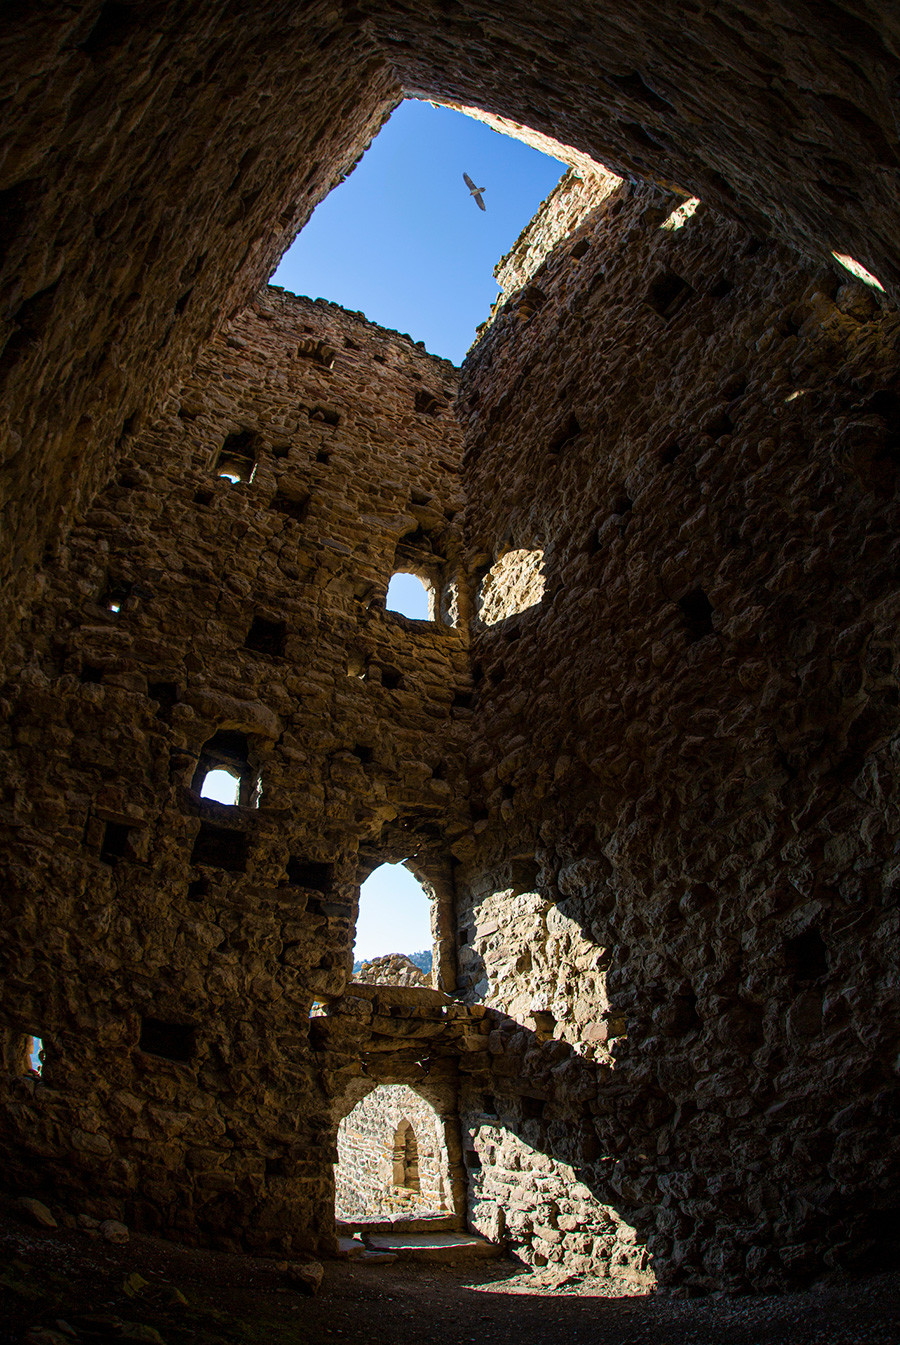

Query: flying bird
[463,172,487,211]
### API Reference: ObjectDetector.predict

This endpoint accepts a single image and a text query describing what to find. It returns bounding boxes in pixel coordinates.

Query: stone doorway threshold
[338,1215,503,1265]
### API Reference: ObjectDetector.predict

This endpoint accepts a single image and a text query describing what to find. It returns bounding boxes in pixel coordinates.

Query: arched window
[392,1119,420,1191]
[386,571,433,620]
[353,862,432,985]
[192,731,261,808]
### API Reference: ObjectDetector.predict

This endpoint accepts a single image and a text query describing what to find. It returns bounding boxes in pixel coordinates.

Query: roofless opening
[353,862,433,985]
[270,99,568,365]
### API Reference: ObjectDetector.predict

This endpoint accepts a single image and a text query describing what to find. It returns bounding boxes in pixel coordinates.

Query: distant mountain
[353,948,433,974]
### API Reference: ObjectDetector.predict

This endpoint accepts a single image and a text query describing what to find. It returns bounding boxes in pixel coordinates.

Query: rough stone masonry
[2,156,900,1295]
[3,0,900,1298]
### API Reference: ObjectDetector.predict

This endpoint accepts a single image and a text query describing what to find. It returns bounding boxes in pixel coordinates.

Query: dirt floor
[3,1201,900,1345]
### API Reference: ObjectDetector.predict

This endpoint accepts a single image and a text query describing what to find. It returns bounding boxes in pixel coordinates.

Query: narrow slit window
[215,429,257,484]
[26,1035,43,1076]
[392,1120,421,1190]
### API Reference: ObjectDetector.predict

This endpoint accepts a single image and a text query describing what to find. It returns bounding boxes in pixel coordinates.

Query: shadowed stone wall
[2,138,900,1292]
[0,288,468,1254]
[455,175,900,1291]
[5,3,900,643]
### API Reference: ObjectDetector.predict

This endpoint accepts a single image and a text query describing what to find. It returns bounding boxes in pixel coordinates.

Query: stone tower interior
[4,0,900,1311]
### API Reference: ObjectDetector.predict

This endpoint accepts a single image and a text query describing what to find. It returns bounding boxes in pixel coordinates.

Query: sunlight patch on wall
[832,252,885,291]
[660,197,700,231]
[476,549,545,626]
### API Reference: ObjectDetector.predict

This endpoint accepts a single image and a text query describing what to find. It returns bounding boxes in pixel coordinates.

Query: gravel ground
[2,1201,900,1345]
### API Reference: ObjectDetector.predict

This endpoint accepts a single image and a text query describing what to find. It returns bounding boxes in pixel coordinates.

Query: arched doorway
[334,1084,454,1220]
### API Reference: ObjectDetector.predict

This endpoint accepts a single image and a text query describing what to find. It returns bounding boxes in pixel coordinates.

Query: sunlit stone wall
[456,173,900,1291]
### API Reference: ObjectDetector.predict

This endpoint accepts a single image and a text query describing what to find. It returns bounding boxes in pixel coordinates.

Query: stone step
[337,1213,464,1236]
[340,1231,503,1265]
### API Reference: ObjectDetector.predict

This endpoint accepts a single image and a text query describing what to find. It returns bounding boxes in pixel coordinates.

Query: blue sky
[271,99,564,365]
[355,863,432,962]
[386,571,430,619]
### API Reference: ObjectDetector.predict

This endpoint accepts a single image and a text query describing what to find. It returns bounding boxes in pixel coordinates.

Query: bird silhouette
[463,172,487,211]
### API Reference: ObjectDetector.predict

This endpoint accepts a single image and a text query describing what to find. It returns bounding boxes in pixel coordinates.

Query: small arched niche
[335,1085,452,1220]
[476,548,545,626]
[393,1118,420,1190]
[192,730,261,808]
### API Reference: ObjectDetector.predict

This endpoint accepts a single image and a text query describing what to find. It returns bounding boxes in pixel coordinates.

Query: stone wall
[355,954,431,988]
[0,287,469,1254]
[454,174,900,1290]
[5,3,900,652]
[3,141,900,1294]
[335,1084,453,1219]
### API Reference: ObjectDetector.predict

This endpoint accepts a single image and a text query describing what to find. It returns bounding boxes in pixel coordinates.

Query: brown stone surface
[4,30,900,1298]
[0,288,469,1256]
[5,3,900,639]
[355,954,432,988]
[453,175,900,1289]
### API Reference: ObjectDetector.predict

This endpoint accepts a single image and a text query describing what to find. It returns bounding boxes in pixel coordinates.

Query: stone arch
[332,1072,465,1221]
[355,849,459,994]
[4,6,900,628]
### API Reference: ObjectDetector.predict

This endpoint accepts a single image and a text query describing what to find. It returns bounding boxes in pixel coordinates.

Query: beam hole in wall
[100,820,133,864]
[309,405,340,427]
[298,337,336,368]
[678,587,714,643]
[245,615,287,657]
[476,549,545,626]
[270,483,310,523]
[659,437,682,465]
[414,390,443,416]
[191,822,248,872]
[386,572,433,621]
[549,413,581,454]
[148,680,178,714]
[335,1085,453,1220]
[354,863,433,985]
[646,269,695,321]
[287,858,333,891]
[784,928,828,982]
[138,1017,195,1063]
